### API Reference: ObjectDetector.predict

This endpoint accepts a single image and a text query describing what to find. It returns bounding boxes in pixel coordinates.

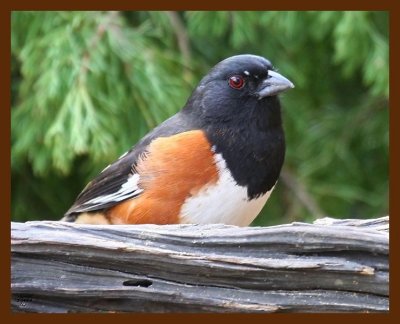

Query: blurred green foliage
[11,11,389,225]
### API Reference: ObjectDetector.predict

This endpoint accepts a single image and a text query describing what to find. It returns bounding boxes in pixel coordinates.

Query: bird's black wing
[64,112,195,216]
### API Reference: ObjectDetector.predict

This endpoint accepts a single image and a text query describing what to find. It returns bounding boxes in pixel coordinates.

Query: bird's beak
[257,70,294,99]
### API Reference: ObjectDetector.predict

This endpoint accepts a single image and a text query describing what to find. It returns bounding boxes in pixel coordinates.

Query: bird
[62,54,294,226]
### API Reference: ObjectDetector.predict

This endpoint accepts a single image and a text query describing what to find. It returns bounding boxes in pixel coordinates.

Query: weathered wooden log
[11,216,389,313]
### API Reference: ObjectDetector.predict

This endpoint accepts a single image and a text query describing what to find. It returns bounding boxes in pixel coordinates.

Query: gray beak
[257,70,294,98]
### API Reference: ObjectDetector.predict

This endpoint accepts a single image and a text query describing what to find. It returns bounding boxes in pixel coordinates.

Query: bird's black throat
[202,96,285,200]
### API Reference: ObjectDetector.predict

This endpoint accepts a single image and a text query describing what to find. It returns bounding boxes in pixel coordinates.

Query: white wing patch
[84,174,143,207]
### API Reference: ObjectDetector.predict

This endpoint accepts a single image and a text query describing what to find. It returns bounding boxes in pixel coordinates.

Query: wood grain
[11,216,389,313]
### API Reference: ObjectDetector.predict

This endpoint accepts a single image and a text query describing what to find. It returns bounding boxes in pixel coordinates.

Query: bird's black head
[183,54,294,127]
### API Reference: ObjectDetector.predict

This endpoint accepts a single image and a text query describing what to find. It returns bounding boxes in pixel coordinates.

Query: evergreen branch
[339,97,388,146]
[166,11,192,82]
[280,167,325,219]
[79,11,119,79]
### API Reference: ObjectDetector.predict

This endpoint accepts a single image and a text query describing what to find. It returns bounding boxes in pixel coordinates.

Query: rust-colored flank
[107,130,219,224]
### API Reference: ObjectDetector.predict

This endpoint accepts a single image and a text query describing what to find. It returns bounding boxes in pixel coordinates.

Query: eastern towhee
[62,54,294,225]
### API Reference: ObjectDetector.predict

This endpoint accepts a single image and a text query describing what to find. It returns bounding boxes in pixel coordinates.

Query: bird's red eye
[228,75,245,89]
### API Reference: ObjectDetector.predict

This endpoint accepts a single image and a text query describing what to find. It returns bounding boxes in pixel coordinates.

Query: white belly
[179,153,275,226]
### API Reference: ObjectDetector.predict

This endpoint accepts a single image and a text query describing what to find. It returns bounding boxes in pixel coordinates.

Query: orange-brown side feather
[106,130,218,224]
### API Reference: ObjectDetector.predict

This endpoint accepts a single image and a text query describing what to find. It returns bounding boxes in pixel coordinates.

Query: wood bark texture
[11,216,389,313]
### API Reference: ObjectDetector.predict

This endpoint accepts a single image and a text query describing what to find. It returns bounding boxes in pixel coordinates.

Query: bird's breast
[179,153,275,226]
